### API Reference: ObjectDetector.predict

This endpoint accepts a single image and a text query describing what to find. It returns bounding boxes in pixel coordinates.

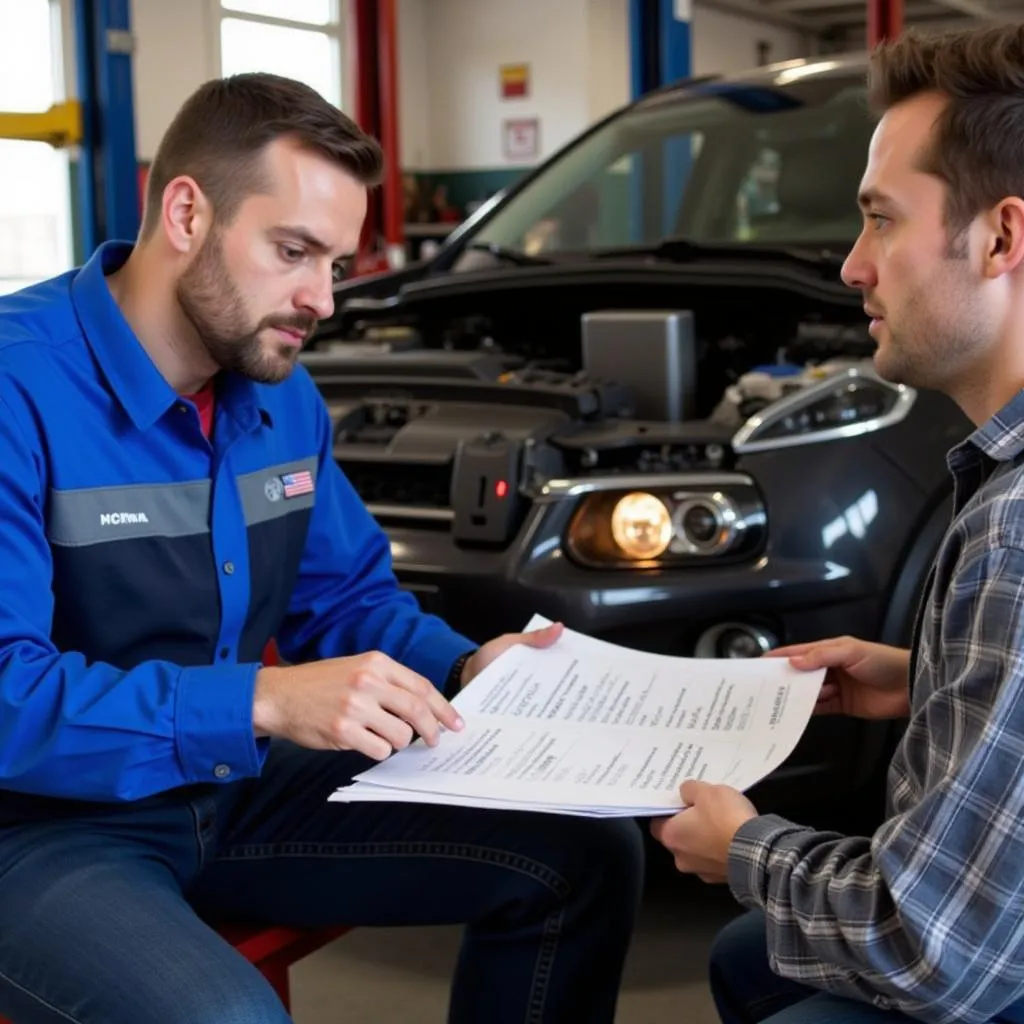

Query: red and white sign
[502,118,540,161]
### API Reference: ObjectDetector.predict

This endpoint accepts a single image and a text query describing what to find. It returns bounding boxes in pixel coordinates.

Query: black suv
[302,52,970,822]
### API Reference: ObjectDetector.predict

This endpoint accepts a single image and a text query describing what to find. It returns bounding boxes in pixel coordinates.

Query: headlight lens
[732,370,914,453]
[610,492,673,559]
[565,484,764,568]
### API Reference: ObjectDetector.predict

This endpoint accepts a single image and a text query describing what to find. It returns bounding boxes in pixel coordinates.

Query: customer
[650,23,1024,1024]
[0,73,643,1024]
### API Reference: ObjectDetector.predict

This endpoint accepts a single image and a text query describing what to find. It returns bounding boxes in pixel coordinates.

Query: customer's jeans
[710,909,1024,1024]
[0,741,645,1024]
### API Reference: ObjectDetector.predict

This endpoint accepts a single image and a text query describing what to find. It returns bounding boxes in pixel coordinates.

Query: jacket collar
[71,240,267,434]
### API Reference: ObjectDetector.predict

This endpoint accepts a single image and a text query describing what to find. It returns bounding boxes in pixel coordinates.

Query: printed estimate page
[331,617,824,816]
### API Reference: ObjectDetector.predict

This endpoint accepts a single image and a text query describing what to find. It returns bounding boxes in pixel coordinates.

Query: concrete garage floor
[287,856,742,1024]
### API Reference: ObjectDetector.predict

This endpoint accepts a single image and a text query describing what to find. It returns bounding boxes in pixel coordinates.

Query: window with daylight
[216,0,342,108]
[0,0,73,295]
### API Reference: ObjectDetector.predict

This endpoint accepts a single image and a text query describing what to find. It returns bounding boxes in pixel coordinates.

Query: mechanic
[649,21,1024,1024]
[0,73,644,1024]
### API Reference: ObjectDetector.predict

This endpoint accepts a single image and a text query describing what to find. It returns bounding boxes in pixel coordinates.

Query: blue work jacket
[0,241,474,805]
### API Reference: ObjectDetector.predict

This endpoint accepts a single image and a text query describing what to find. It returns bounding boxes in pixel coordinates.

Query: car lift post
[347,0,404,273]
[629,0,692,98]
[628,0,692,239]
[74,0,140,255]
[867,0,904,46]
[0,0,138,260]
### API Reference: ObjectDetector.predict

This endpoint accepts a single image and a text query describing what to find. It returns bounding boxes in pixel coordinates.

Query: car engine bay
[305,289,896,557]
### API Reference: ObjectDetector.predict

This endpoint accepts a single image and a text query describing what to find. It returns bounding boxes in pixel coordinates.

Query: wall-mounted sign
[502,118,540,160]
[500,63,530,99]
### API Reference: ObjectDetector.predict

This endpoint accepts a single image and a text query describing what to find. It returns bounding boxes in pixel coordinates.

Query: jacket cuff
[727,813,804,909]
[175,663,268,784]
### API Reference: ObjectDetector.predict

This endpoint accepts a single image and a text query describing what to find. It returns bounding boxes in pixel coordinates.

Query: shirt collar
[71,240,268,433]
[962,388,1024,464]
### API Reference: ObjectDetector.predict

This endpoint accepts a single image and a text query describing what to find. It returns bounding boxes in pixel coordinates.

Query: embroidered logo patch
[281,470,314,499]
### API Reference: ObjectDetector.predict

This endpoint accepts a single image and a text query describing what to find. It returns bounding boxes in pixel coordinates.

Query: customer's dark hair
[868,23,1024,239]
[141,72,384,236]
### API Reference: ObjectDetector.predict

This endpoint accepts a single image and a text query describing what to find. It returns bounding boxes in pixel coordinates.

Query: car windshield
[459,64,875,262]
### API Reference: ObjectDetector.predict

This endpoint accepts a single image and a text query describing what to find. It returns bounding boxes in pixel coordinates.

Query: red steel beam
[377,0,404,266]
[868,0,903,46]
[346,0,383,272]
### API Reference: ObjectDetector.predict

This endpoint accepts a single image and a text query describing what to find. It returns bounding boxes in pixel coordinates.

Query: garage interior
[0,1,1017,1022]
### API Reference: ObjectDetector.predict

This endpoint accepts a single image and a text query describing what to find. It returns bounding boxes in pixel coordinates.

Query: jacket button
[222,561,235,575]
[214,764,231,779]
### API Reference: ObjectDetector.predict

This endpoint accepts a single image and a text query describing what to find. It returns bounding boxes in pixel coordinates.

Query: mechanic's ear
[160,175,212,256]
[983,197,1024,278]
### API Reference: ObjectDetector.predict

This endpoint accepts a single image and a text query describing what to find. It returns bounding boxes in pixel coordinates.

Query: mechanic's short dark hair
[868,23,1024,239]
[141,72,384,236]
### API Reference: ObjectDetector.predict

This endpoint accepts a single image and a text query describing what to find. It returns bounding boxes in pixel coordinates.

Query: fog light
[695,623,777,658]
[610,492,673,560]
[720,628,767,658]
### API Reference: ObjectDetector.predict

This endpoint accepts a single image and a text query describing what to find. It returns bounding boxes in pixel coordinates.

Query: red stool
[0,923,350,1021]
[0,644,340,1020]
[215,923,351,1008]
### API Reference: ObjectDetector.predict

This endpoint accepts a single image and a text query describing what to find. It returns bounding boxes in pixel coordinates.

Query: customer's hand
[252,654,464,759]
[650,780,758,882]
[460,621,565,688]
[765,637,911,720]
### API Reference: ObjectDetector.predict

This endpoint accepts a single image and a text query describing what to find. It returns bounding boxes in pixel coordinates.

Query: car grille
[338,459,454,529]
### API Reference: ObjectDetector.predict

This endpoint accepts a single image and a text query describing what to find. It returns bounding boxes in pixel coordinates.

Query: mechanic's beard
[176,232,313,385]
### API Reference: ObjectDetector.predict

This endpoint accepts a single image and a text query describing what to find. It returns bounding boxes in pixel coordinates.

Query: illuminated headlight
[565,484,764,568]
[732,369,915,453]
[610,492,673,559]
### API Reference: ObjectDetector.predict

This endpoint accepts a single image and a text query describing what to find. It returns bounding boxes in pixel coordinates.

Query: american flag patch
[282,470,314,498]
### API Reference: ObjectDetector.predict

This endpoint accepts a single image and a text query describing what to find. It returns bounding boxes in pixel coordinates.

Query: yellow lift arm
[0,100,82,148]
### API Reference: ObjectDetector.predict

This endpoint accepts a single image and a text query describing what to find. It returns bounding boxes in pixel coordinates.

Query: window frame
[206,0,345,109]
[0,0,74,292]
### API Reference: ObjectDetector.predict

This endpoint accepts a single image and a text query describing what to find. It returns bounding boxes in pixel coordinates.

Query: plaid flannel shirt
[727,388,1024,1024]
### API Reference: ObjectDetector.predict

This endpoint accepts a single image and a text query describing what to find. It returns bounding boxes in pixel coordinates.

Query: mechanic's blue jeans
[0,741,644,1024]
[710,909,1024,1024]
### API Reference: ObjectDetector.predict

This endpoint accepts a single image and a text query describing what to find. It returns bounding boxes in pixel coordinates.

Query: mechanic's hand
[764,636,911,720]
[461,621,565,687]
[650,780,758,882]
[252,654,465,759]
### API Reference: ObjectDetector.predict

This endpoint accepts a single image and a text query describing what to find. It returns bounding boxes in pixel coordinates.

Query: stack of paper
[329,616,824,817]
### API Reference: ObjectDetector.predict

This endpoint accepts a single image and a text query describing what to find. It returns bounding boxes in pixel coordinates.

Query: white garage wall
[402,0,809,172]
[397,0,432,169]
[691,6,808,76]
[420,0,591,170]
[586,0,631,125]
[128,0,809,169]
[131,0,216,162]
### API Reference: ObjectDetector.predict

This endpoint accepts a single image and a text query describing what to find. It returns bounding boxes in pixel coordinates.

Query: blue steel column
[659,0,691,85]
[630,0,654,99]
[74,0,98,256]
[659,0,691,233]
[628,0,693,238]
[74,0,140,255]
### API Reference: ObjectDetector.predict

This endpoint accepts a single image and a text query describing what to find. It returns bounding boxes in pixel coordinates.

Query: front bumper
[378,448,924,818]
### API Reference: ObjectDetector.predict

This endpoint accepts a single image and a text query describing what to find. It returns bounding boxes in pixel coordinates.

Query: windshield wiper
[464,242,554,266]
[590,237,846,269]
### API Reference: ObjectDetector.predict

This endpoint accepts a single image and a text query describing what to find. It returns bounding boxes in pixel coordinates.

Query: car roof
[633,51,871,110]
